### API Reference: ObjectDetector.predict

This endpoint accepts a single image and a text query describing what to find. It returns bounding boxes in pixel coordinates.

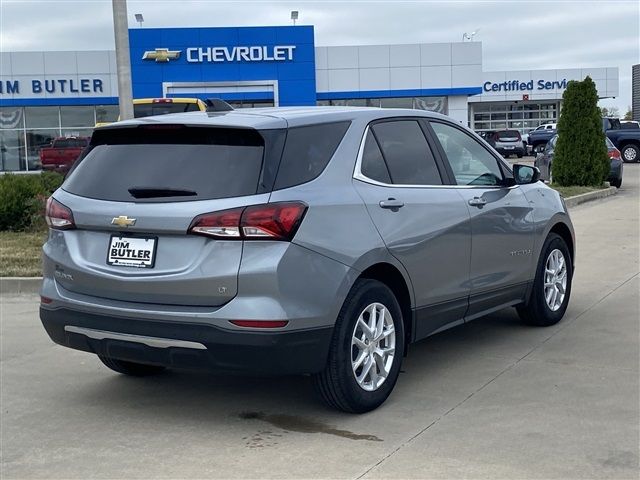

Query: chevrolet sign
[186,45,295,63]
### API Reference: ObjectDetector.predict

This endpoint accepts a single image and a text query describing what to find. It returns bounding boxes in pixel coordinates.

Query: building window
[0,129,26,172]
[1,104,117,172]
[471,102,559,134]
[95,105,119,123]
[60,106,95,128]
[25,107,60,129]
[0,107,24,130]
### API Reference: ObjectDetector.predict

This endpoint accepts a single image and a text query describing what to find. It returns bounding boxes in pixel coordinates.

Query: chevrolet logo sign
[111,216,136,227]
[142,48,181,62]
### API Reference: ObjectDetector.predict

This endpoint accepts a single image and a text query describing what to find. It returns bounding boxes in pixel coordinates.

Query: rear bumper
[608,160,623,180]
[495,146,525,155]
[40,307,333,375]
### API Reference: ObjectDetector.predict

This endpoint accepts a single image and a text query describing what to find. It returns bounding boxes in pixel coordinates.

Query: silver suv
[40,107,575,413]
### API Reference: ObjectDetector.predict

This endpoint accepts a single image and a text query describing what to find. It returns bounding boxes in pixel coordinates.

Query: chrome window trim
[353,124,517,190]
[64,325,207,350]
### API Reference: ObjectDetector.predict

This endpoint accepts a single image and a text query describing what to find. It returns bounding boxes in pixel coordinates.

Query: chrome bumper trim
[64,325,207,350]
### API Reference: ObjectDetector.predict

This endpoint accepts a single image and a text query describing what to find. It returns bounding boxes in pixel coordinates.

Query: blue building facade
[129,26,317,106]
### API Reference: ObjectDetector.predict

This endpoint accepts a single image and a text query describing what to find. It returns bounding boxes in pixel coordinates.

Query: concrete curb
[564,186,618,208]
[0,186,620,293]
[1,277,42,295]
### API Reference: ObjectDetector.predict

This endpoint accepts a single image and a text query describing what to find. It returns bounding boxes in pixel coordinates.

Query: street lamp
[135,13,144,28]
[291,11,298,26]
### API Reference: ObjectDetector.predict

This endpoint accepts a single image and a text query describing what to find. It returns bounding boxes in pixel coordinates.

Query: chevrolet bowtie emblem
[111,216,136,227]
[142,48,181,62]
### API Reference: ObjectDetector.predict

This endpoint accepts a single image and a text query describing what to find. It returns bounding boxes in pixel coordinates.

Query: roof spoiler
[205,98,234,112]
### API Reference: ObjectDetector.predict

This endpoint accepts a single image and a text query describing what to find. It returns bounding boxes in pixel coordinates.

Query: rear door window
[63,126,268,202]
[273,122,350,190]
[370,120,442,185]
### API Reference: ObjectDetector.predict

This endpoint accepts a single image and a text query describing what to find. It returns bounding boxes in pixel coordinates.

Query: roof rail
[205,98,234,112]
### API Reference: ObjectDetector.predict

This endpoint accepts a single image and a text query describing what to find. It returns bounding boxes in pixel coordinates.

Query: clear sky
[1,0,638,112]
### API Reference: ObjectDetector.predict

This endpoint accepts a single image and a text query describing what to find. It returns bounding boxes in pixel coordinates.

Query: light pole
[112,0,134,120]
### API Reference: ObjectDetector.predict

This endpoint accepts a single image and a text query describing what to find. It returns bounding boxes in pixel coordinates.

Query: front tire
[98,355,166,376]
[621,144,639,163]
[517,233,572,326]
[314,279,405,413]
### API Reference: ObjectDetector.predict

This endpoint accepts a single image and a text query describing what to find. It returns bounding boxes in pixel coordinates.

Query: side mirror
[513,164,541,185]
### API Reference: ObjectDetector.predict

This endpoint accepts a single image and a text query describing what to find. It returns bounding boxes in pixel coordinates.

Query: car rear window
[53,138,89,148]
[273,122,350,190]
[133,102,200,118]
[496,131,520,141]
[63,126,267,202]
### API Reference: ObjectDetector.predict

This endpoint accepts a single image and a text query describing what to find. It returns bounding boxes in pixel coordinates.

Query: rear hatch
[49,124,285,306]
[494,130,521,148]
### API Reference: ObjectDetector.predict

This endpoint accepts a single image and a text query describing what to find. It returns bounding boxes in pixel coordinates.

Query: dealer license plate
[107,235,157,268]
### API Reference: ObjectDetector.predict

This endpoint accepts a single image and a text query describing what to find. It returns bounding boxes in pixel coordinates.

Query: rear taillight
[188,202,307,241]
[189,207,243,238]
[45,197,75,230]
[609,148,621,160]
[152,98,173,103]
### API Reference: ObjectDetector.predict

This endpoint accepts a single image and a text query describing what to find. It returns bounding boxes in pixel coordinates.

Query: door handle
[468,197,487,207]
[379,198,405,210]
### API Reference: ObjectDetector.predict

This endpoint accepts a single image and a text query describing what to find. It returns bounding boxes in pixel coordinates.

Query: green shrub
[552,76,609,186]
[0,172,64,231]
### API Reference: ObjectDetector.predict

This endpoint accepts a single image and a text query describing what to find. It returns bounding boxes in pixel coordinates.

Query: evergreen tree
[553,77,609,186]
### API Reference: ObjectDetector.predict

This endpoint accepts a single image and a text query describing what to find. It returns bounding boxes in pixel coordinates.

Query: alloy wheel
[351,302,396,392]
[544,249,567,311]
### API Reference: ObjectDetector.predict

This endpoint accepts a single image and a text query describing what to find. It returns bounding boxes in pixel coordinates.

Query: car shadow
[70,306,547,424]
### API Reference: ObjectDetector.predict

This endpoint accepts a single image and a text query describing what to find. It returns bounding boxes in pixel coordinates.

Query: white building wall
[0,51,116,101]
[447,95,469,124]
[315,42,482,95]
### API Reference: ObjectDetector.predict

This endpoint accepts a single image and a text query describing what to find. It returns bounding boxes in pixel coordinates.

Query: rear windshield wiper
[128,187,197,199]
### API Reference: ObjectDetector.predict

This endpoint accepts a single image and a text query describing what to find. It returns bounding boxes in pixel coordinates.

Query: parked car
[620,120,640,129]
[528,124,557,154]
[603,117,640,163]
[483,130,525,158]
[41,107,575,413]
[40,136,90,173]
[535,134,623,188]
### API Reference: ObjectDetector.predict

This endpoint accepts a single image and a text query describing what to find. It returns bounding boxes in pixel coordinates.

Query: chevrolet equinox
[40,107,575,413]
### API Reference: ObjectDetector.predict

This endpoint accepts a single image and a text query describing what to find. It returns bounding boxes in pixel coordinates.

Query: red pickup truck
[40,137,90,173]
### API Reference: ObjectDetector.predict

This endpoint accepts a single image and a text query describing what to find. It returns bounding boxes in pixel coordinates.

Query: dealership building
[0,25,619,171]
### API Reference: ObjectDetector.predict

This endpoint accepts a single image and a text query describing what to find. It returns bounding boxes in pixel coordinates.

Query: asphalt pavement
[1,165,638,479]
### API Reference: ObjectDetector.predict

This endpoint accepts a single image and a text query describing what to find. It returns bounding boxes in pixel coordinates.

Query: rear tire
[612,177,622,188]
[621,144,639,163]
[314,279,405,413]
[98,355,166,376]
[517,233,572,327]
